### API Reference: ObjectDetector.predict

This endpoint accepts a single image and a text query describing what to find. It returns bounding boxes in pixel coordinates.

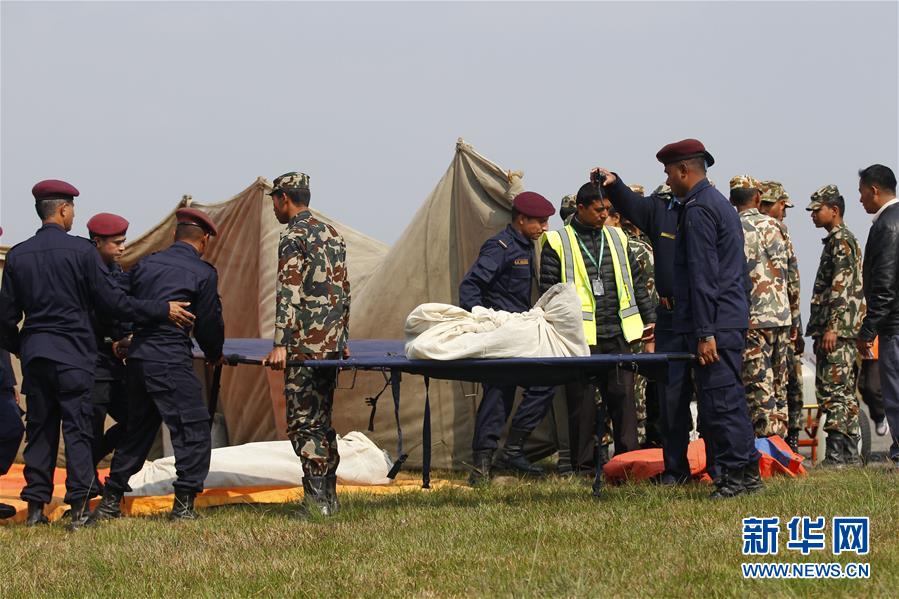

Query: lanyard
[575,229,605,272]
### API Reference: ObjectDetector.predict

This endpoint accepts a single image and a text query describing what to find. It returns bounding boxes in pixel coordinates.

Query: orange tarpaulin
[603,436,807,484]
[0,465,462,525]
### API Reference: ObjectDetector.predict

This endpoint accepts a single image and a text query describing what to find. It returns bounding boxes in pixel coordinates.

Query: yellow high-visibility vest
[541,224,644,344]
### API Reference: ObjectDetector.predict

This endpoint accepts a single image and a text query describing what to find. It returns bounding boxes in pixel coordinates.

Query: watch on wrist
[700,335,715,342]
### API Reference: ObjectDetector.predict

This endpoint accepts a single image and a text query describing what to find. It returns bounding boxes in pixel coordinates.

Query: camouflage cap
[759,180,794,207]
[806,184,841,211]
[729,175,761,191]
[269,172,310,195]
[628,184,645,195]
[560,193,577,212]
[653,184,673,197]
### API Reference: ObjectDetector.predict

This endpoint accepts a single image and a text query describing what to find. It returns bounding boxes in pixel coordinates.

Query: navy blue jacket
[128,241,224,363]
[0,349,15,391]
[91,263,131,381]
[0,224,168,372]
[459,225,535,313]
[606,178,681,301]
[673,179,750,336]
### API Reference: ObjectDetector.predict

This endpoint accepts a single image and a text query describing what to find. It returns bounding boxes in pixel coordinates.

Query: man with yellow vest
[539,180,656,495]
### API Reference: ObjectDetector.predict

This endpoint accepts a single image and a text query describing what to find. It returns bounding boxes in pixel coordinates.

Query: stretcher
[197,339,694,488]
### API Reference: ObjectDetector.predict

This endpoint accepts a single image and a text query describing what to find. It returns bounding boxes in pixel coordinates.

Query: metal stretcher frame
[199,339,695,488]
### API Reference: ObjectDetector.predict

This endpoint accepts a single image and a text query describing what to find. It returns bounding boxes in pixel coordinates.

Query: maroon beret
[512,191,555,218]
[86,213,129,237]
[32,179,80,201]
[656,138,715,167]
[175,207,218,236]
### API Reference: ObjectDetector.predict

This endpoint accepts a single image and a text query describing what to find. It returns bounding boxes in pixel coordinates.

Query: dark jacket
[673,179,750,336]
[91,262,131,381]
[0,224,168,372]
[540,218,655,340]
[129,241,224,363]
[859,201,899,340]
[459,225,535,313]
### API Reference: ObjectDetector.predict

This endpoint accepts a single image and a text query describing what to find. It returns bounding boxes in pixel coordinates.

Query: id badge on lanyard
[592,278,604,297]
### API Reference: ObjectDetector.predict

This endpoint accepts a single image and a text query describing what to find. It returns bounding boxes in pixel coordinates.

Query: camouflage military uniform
[734,176,794,438]
[274,173,351,478]
[560,194,577,225]
[626,230,657,445]
[806,190,865,438]
[761,181,805,434]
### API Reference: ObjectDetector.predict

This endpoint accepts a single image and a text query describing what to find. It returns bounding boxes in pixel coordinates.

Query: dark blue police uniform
[674,179,756,479]
[459,225,555,452]
[0,349,24,478]
[104,241,224,497]
[89,262,131,469]
[606,178,698,481]
[0,224,169,506]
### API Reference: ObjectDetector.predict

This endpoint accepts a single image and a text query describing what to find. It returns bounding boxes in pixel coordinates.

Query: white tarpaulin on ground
[404,284,589,360]
[126,431,393,496]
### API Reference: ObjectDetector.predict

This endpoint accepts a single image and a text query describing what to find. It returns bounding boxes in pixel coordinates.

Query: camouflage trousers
[742,327,790,437]
[285,365,340,477]
[814,339,860,437]
[786,346,805,432]
[635,373,648,446]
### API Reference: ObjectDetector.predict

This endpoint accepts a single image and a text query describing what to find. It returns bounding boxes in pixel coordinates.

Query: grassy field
[1,466,896,598]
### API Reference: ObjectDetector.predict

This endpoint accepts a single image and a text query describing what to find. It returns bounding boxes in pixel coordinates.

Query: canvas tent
[0,139,558,469]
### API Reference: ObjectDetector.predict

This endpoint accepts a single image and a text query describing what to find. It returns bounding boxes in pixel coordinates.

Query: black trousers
[21,359,96,505]
[90,378,128,468]
[0,389,24,476]
[564,335,638,471]
[106,359,211,495]
[472,385,556,451]
[858,360,885,423]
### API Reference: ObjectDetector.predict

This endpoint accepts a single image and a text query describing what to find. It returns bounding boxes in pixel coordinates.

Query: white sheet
[126,431,393,496]
[404,283,589,360]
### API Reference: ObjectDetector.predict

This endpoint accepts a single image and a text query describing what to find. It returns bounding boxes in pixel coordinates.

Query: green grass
[1,467,896,598]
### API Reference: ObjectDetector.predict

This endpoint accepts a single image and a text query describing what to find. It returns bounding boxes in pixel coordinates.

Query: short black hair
[729,188,757,207]
[827,195,846,217]
[35,198,72,220]
[576,182,602,207]
[284,188,311,206]
[175,223,208,242]
[858,164,897,194]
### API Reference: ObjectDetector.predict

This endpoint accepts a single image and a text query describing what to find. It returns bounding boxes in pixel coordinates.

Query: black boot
[742,458,765,494]
[555,448,573,477]
[709,468,746,499]
[0,503,16,520]
[85,486,124,527]
[25,501,48,526]
[820,432,846,467]
[786,429,800,454]
[325,474,340,515]
[843,434,862,466]
[468,449,494,487]
[67,497,92,531]
[169,490,199,520]
[499,429,544,477]
[298,475,332,517]
[591,443,608,498]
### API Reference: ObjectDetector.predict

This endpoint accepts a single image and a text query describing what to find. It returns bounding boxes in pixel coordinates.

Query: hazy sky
[2,1,897,322]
